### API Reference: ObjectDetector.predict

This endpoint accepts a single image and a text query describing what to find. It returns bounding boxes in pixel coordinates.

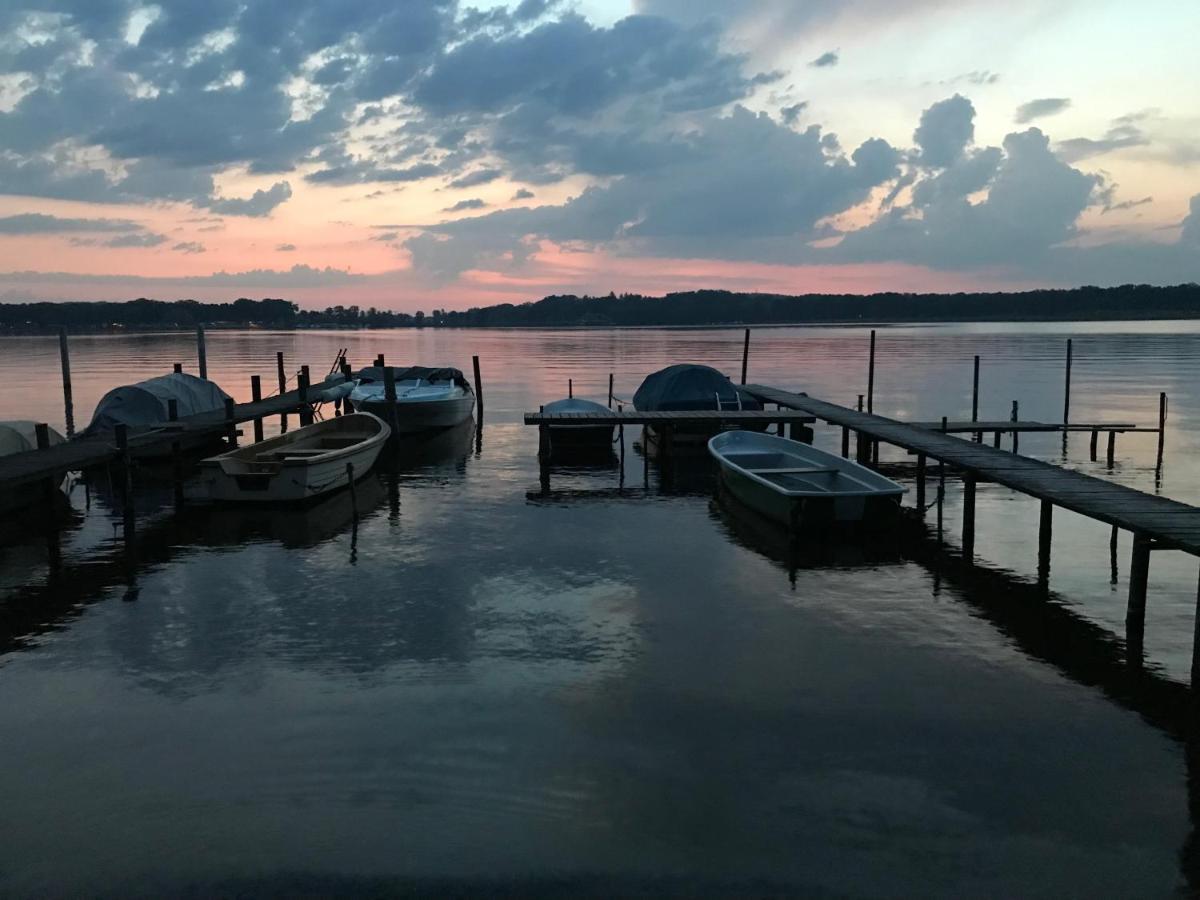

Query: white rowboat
[708,430,905,526]
[199,412,390,503]
[543,397,614,447]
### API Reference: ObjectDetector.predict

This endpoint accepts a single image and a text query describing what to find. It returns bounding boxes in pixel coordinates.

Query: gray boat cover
[633,364,762,412]
[86,373,232,434]
[354,366,472,392]
[0,420,65,456]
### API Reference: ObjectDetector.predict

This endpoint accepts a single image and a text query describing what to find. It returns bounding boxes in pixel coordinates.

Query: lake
[1,321,1198,896]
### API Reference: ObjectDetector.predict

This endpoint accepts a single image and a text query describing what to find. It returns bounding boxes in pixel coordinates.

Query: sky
[0,0,1197,311]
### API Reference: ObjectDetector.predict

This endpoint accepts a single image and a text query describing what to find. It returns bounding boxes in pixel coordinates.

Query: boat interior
[216,415,382,472]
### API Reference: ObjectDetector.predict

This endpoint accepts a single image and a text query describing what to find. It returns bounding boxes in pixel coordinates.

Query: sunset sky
[1,0,1197,310]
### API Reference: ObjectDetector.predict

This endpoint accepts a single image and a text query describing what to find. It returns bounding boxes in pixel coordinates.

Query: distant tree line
[1,284,1198,333]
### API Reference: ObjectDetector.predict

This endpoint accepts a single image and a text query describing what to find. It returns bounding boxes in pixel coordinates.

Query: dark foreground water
[1,323,1199,896]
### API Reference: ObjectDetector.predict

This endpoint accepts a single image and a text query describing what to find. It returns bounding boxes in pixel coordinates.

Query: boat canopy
[0,420,65,456]
[354,366,472,392]
[633,364,762,412]
[85,373,232,434]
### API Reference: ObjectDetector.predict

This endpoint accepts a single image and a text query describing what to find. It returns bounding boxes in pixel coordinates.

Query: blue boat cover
[86,373,232,434]
[633,364,762,412]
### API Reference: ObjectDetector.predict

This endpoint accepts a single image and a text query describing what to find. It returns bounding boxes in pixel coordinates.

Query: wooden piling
[841,425,850,458]
[971,355,980,442]
[867,329,876,414]
[1156,392,1167,478]
[1110,524,1119,585]
[376,354,385,367]
[224,398,237,446]
[608,373,614,409]
[196,325,208,380]
[1037,500,1053,587]
[298,365,313,426]
[1062,338,1072,427]
[382,365,399,434]
[1011,400,1019,453]
[962,474,976,560]
[251,375,264,443]
[1127,534,1152,660]
[58,328,74,437]
[936,462,945,544]
[1106,431,1116,468]
[915,453,926,512]
[173,362,183,374]
[568,378,573,399]
[741,328,750,385]
[277,351,288,433]
[1090,429,1099,461]
[472,355,484,421]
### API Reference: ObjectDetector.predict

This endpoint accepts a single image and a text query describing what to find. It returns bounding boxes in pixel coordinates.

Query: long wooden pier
[743,383,1200,678]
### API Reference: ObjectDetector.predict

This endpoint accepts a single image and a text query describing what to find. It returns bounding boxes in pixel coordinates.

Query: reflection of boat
[378,416,475,472]
[633,364,763,454]
[198,413,389,502]
[0,421,70,517]
[84,372,231,456]
[350,366,474,433]
[709,431,904,526]
[543,397,614,448]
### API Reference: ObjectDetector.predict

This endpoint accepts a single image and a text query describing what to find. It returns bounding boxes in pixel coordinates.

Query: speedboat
[350,366,474,433]
[198,412,389,503]
[709,430,904,527]
[633,364,763,453]
[542,397,614,448]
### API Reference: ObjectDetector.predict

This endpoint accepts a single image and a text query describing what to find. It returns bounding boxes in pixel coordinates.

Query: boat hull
[353,395,474,433]
[718,465,900,527]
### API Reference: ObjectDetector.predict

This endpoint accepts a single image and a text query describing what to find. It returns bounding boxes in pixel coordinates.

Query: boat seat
[256,449,329,460]
[747,466,839,475]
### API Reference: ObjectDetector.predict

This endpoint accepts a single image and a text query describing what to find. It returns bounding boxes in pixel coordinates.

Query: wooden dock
[524,409,817,427]
[743,384,1200,679]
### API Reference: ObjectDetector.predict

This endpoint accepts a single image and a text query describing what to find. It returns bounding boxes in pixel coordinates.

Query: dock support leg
[936,464,945,545]
[962,475,976,561]
[538,423,551,458]
[1127,534,1152,665]
[856,431,869,465]
[251,375,264,442]
[1011,401,1019,454]
[58,328,74,438]
[197,325,208,380]
[1106,431,1116,469]
[993,431,1001,448]
[1090,429,1098,461]
[915,453,926,513]
[867,330,875,414]
[1037,500,1053,589]
[789,421,813,443]
[1192,566,1200,688]
[1156,392,1167,481]
[1109,525,1119,585]
[277,351,288,433]
[841,426,850,458]
[472,355,484,423]
[643,428,650,489]
[741,328,750,385]
[299,365,313,426]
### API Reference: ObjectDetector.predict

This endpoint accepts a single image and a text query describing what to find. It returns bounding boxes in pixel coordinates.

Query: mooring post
[1062,338,1072,444]
[382,365,399,434]
[196,325,208,380]
[375,354,384,367]
[741,328,750,385]
[472,355,484,422]
[299,365,313,426]
[568,378,573,399]
[57,328,74,438]
[841,425,850,458]
[1110,525,1119,585]
[993,431,1001,448]
[250,375,264,442]
[224,397,237,446]
[856,430,870,464]
[1127,534,1152,664]
[173,362,183,374]
[276,351,288,433]
[1011,400,1019,453]
[1106,431,1116,468]
[915,453,927,512]
[1156,392,1167,479]
[1037,500,1053,588]
[608,373,614,409]
[971,355,980,442]
[962,474,976,560]
[1090,429,1099,461]
[867,329,876,414]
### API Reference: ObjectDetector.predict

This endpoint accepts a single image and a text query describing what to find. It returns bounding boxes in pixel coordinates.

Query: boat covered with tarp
[350,366,474,433]
[0,421,69,517]
[633,364,764,451]
[85,373,231,435]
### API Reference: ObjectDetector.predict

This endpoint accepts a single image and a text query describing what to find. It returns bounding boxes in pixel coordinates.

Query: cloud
[0,264,367,288]
[306,162,441,186]
[512,188,535,200]
[106,232,168,248]
[0,213,145,234]
[276,243,296,251]
[1015,97,1070,124]
[1056,121,1149,162]
[1102,196,1152,214]
[448,168,503,189]
[172,241,206,254]
[809,51,838,68]
[913,94,975,168]
[443,198,489,212]
[204,181,293,217]
[371,231,399,241]
[780,102,807,126]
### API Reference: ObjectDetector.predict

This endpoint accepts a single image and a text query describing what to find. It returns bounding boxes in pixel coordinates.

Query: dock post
[382,365,399,434]
[250,376,264,443]
[741,328,750,385]
[1090,429,1099,461]
[1110,525,1119,585]
[1156,392,1167,480]
[35,423,55,507]
[173,362,183,374]
[1192,566,1200,688]
[855,430,870,464]
[196,325,208,380]
[841,426,850,458]
[962,475,976,560]
[472,355,484,422]
[58,328,74,438]
[608,373,614,409]
[915,453,926,513]
[1011,400,1019,453]
[867,329,876,414]
[971,355,980,442]
[1037,500,1053,588]
[276,351,288,433]
[992,431,1001,448]
[568,378,573,399]
[1062,338,1072,453]
[1106,431,1116,468]
[298,366,313,426]
[1127,534,1152,665]
[224,398,237,446]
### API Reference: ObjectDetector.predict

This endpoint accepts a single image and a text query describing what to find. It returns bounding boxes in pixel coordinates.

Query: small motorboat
[709,430,904,527]
[198,412,390,503]
[350,366,474,433]
[542,397,614,448]
[633,364,763,453]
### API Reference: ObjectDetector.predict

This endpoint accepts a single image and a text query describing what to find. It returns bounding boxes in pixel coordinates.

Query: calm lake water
[2,322,1200,896]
